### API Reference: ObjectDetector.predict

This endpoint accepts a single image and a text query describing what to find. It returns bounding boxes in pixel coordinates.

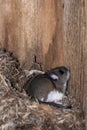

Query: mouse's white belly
[41,90,64,102]
[45,90,64,102]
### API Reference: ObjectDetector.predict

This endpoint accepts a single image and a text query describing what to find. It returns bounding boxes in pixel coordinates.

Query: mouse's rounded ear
[49,73,59,80]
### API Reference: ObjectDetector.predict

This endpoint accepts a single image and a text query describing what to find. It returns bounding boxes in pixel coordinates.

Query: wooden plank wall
[0,0,87,128]
[83,0,87,129]
[0,0,64,69]
[64,0,85,105]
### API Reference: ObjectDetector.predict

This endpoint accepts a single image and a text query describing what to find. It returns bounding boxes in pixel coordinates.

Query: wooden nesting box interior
[0,0,87,129]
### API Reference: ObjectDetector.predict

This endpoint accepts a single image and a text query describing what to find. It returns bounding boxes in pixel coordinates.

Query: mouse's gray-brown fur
[24,67,71,109]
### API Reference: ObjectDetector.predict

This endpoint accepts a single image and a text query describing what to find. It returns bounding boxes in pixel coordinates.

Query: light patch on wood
[39,0,57,54]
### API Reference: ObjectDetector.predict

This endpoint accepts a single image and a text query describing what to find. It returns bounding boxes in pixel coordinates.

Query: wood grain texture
[63,0,84,101]
[0,0,87,128]
[64,0,86,128]
[0,0,64,69]
[36,0,64,69]
[83,0,87,129]
[0,0,39,68]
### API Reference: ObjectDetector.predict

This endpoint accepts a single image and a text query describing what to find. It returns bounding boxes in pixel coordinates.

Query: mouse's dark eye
[59,70,64,75]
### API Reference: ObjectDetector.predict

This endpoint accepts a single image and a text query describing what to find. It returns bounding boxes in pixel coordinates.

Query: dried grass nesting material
[0,49,85,130]
[0,49,26,91]
[0,72,38,130]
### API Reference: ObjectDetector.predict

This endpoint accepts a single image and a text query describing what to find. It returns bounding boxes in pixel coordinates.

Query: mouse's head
[47,66,70,84]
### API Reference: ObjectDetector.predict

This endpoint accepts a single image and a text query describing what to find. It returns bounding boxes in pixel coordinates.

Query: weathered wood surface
[83,0,87,129]
[0,0,64,69]
[64,0,86,128]
[63,0,84,104]
[0,0,87,129]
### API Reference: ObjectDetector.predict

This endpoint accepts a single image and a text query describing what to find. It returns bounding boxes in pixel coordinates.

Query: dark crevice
[30,54,43,71]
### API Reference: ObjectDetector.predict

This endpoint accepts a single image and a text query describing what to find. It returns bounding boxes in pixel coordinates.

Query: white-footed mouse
[24,67,71,109]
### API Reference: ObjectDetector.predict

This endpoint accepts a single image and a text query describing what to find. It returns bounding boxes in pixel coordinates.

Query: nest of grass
[0,49,85,130]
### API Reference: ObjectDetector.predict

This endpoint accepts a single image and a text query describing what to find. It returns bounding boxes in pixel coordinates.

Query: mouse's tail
[39,101,71,109]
